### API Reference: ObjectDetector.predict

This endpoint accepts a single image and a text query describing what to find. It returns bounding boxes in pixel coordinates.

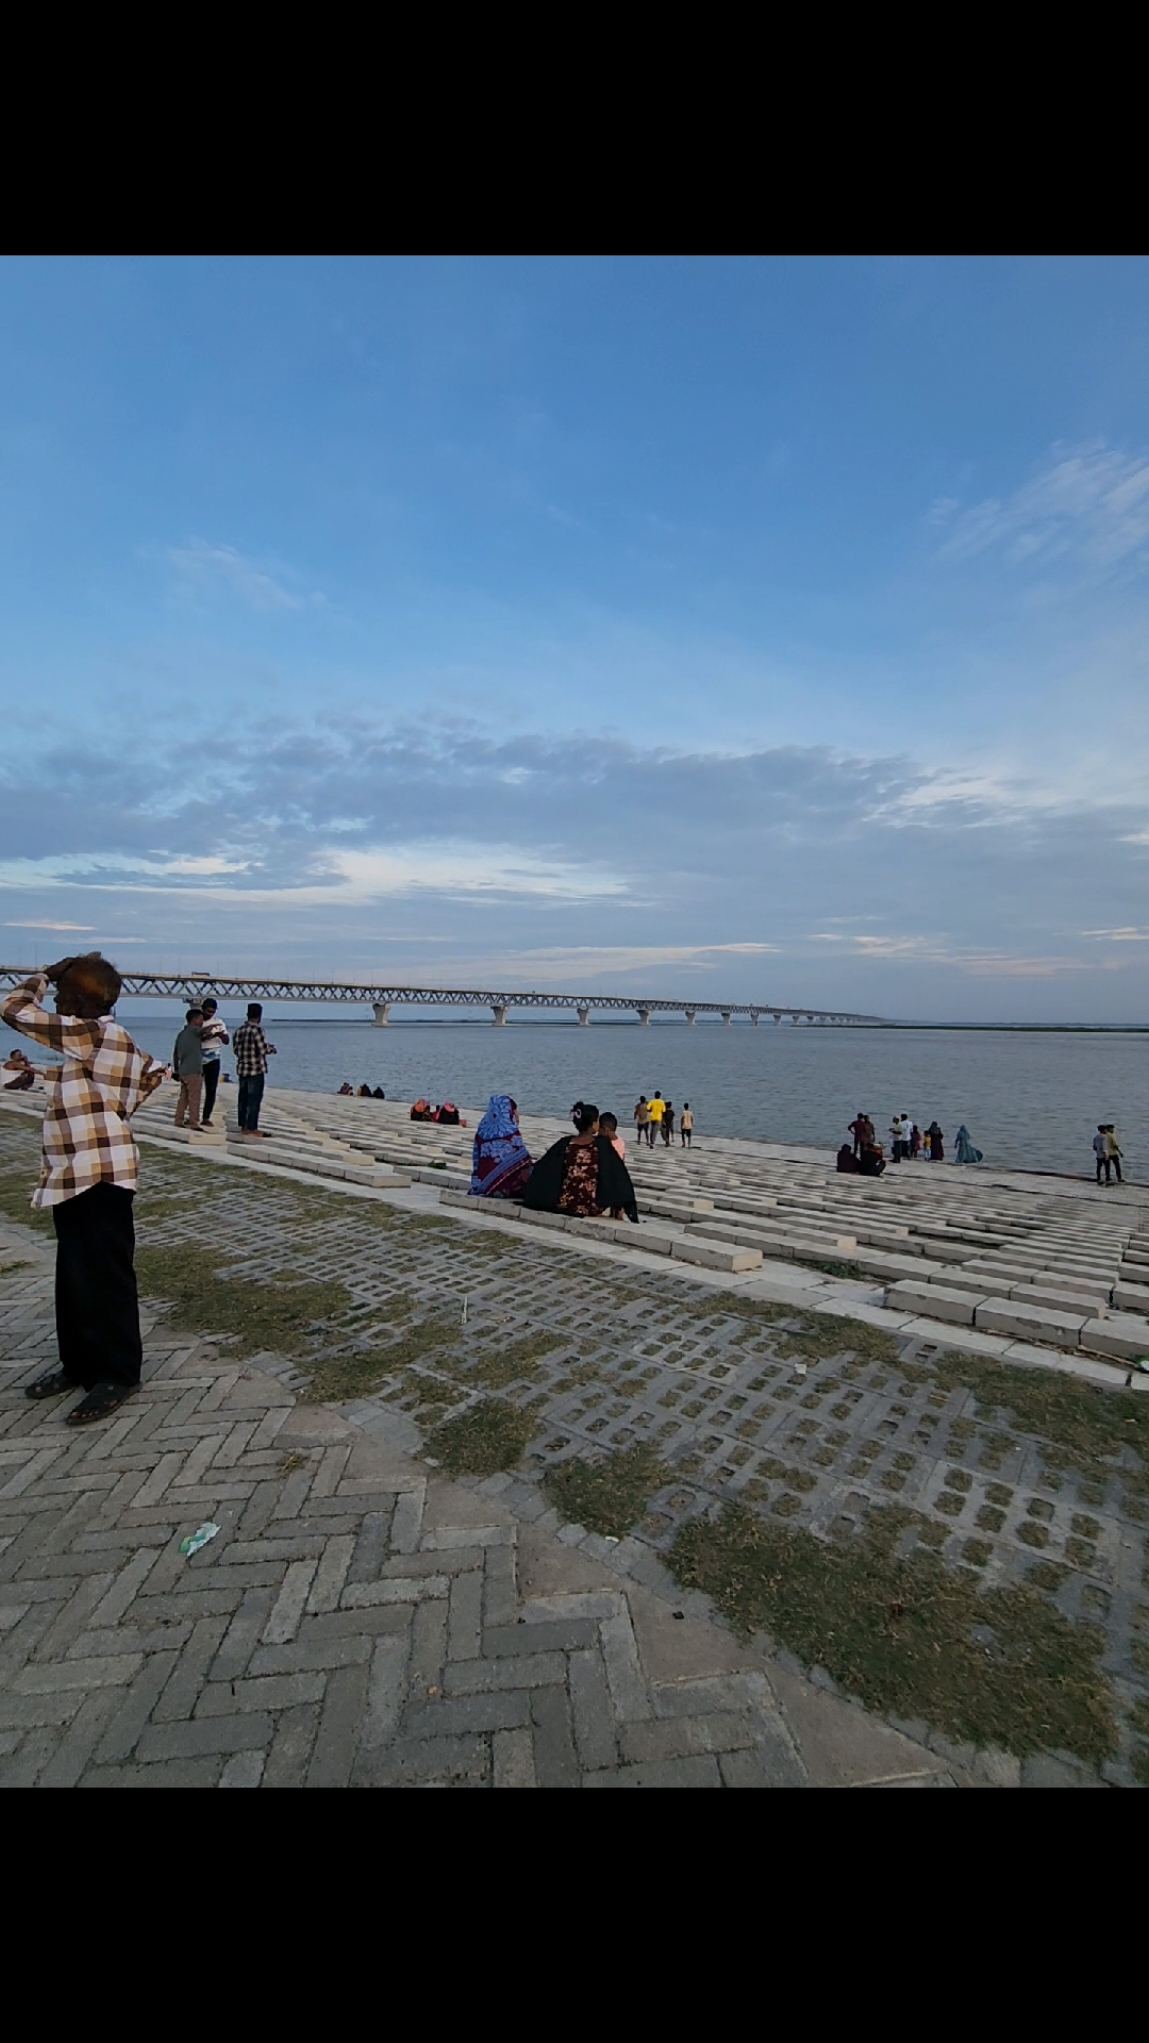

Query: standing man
[680,1102,693,1147]
[1093,1126,1111,1184]
[889,1112,906,1162]
[849,1111,872,1160]
[1105,1125,1124,1185]
[172,1007,205,1130]
[646,1091,665,1146]
[662,1100,675,1146]
[633,1096,650,1147]
[233,1001,277,1136]
[199,997,229,1127]
[1,953,166,1424]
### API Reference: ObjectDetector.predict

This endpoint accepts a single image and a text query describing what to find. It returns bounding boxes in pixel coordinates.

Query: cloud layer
[3,718,1149,1021]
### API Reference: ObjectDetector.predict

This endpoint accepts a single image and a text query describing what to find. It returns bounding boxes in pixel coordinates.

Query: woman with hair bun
[522,1102,638,1222]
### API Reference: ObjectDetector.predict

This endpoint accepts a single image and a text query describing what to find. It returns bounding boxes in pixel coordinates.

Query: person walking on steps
[1,953,167,1425]
[171,1006,206,1131]
[199,997,229,1127]
[233,1002,277,1137]
[680,1103,693,1147]
[1094,1125,1112,1184]
[634,1096,650,1148]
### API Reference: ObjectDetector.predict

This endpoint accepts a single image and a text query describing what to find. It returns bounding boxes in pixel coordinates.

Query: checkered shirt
[0,975,166,1208]
[232,1021,272,1078]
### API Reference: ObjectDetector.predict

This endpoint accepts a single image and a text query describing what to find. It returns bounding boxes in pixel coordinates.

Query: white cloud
[932,443,1149,577]
[166,540,306,612]
[2,919,93,930]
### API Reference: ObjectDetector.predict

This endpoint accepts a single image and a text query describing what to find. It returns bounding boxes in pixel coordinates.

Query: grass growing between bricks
[544,1445,669,1538]
[134,1246,351,1359]
[669,1502,1116,1765]
[428,1397,535,1477]
[900,1349,1149,1495]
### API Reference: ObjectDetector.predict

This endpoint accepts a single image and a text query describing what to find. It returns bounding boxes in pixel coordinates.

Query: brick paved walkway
[0,1224,991,1788]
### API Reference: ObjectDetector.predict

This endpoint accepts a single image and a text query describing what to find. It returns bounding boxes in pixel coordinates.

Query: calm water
[124,1016,1148,1182]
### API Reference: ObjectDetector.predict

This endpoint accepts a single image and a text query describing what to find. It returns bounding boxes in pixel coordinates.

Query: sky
[3,253,1149,1022]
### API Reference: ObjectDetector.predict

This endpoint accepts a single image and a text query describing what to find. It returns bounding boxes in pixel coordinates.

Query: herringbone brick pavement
[0,1235,849,1787]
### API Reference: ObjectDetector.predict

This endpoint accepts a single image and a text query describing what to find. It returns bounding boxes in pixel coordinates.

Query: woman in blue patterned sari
[470,1095,533,1199]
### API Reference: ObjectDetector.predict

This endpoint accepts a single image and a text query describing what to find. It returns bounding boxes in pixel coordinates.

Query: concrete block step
[1113,1282,1149,1313]
[1009,1282,1109,1317]
[671,1238,763,1273]
[885,1281,982,1326]
[1079,1314,1149,1363]
[973,1298,1086,1349]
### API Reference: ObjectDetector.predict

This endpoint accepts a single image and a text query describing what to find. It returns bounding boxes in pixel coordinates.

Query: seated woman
[358,1083,372,1097]
[470,1094,532,1199]
[372,1086,385,1100]
[337,1081,353,1095]
[836,1142,860,1173]
[522,1102,638,1222]
[435,1101,461,1125]
[410,1098,433,1121]
[859,1141,886,1177]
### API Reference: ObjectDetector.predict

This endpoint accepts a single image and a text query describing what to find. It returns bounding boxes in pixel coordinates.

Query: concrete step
[1079,1313,1149,1363]
[885,1281,984,1326]
[973,1298,1086,1349]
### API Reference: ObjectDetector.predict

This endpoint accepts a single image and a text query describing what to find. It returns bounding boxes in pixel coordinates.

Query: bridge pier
[721,1011,732,1026]
[577,1007,591,1027]
[372,1002,391,1027]
[491,1005,508,1026]
[637,1008,651,1026]
[684,1009,696,1025]
[750,1009,759,1025]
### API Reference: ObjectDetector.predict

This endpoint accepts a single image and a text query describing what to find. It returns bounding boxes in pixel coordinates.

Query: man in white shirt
[199,998,229,1127]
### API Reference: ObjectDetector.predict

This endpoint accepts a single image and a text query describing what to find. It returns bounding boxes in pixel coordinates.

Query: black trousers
[202,1061,220,1121]
[52,1182,142,1391]
[238,1074,264,1130]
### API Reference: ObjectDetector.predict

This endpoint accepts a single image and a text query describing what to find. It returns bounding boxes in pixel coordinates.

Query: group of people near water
[837,1110,982,1176]
[468,1095,638,1220]
[632,1093,693,1145]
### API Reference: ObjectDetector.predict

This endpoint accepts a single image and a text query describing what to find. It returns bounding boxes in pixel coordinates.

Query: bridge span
[0,968,886,1028]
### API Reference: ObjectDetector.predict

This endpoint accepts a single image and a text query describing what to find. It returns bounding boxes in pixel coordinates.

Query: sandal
[24,1368,75,1401]
[65,1381,137,1426]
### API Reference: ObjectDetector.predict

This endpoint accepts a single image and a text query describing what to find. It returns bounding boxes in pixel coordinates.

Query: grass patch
[463,1332,563,1388]
[669,1502,1115,1764]
[544,1443,669,1538]
[789,1253,869,1281]
[428,1397,534,1476]
[300,1311,456,1402]
[135,1246,350,1359]
[921,1349,1149,1494]
[0,1171,53,1232]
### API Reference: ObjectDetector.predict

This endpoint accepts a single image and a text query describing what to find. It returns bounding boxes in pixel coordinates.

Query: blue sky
[3,254,1149,1020]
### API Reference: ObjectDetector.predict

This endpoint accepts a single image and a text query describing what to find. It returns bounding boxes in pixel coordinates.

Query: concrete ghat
[4,1085,1148,1394]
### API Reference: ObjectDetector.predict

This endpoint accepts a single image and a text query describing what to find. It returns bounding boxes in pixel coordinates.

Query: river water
[122,1014,1147,1182]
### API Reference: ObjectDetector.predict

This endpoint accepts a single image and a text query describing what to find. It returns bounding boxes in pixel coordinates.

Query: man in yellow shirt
[646,1092,665,1146]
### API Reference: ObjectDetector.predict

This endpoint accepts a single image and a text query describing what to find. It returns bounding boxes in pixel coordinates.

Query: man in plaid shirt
[1,952,166,1424]
[232,1001,277,1136]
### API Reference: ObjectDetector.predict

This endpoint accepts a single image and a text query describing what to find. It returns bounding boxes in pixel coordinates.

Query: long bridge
[0,966,884,1028]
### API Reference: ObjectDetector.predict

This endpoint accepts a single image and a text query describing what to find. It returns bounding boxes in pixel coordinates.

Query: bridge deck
[0,967,883,1024]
